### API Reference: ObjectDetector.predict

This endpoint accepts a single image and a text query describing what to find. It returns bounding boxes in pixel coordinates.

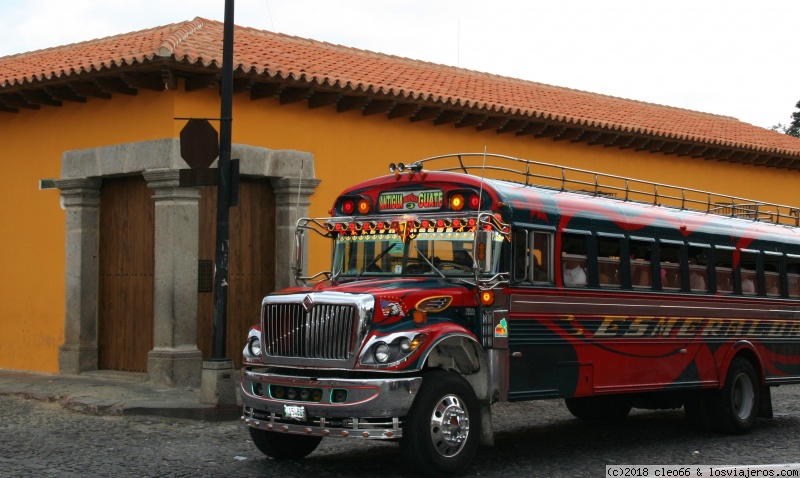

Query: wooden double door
[98,176,275,372]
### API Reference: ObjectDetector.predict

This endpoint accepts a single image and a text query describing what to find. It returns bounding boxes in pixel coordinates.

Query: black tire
[401,370,481,477]
[564,396,632,421]
[707,357,760,434]
[248,427,322,460]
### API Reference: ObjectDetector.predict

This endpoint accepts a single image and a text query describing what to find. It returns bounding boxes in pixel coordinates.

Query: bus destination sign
[378,189,444,211]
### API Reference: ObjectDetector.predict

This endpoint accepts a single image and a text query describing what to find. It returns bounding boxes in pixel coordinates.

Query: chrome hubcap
[429,394,469,457]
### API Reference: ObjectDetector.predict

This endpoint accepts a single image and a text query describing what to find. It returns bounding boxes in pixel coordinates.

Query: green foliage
[772,100,800,137]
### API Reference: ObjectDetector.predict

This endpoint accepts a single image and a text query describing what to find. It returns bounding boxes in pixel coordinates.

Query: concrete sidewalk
[0,369,240,421]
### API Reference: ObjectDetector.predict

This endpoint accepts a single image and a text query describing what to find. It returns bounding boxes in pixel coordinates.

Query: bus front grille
[263,303,356,360]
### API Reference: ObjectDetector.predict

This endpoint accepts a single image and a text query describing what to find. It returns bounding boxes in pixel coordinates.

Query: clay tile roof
[2,17,800,159]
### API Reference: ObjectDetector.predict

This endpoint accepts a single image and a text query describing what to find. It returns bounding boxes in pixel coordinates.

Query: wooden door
[198,178,276,367]
[98,176,155,372]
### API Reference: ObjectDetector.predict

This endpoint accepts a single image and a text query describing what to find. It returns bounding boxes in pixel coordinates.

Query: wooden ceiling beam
[122,72,165,91]
[517,122,548,136]
[279,87,311,104]
[534,124,567,139]
[336,95,369,112]
[410,106,442,122]
[456,113,487,128]
[619,137,649,150]
[497,120,528,134]
[93,77,137,95]
[43,86,87,103]
[387,103,420,119]
[570,130,602,144]
[250,82,283,100]
[588,133,619,146]
[308,91,341,109]
[0,93,40,109]
[362,99,395,116]
[184,74,218,92]
[69,82,112,99]
[19,89,62,107]
[433,110,465,126]
[636,140,664,152]
[553,128,586,142]
[476,116,508,131]
[604,135,636,148]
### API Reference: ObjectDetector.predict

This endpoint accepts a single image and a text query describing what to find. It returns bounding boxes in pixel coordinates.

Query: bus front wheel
[401,370,480,477]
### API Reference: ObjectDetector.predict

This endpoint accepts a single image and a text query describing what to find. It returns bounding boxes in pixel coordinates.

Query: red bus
[240,153,800,476]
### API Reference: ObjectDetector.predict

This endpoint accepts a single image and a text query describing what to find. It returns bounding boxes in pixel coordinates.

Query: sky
[1,0,798,130]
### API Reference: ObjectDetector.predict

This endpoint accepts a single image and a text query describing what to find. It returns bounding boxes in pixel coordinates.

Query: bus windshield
[332,231,503,278]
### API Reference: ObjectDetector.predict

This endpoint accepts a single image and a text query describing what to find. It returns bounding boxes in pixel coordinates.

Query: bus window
[630,241,652,289]
[740,251,757,296]
[688,246,709,293]
[512,230,529,282]
[788,259,800,298]
[764,256,781,297]
[597,236,621,288]
[715,247,734,294]
[561,233,588,287]
[660,243,682,291]
[533,232,554,284]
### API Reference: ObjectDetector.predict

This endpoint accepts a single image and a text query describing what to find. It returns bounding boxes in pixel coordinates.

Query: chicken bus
[240,153,800,476]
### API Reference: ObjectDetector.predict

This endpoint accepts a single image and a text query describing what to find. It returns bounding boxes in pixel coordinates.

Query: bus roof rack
[406,153,800,227]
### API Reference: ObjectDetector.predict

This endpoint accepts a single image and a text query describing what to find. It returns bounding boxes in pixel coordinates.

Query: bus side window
[532,232,554,284]
[597,236,621,288]
[764,256,781,297]
[740,251,757,296]
[787,258,800,298]
[512,230,529,282]
[715,247,734,294]
[630,241,653,290]
[688,246,709,293]
[660,243,682,291]
[561,233,588,288]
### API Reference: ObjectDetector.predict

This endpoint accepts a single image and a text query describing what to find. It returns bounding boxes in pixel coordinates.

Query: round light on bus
[480,290,495,306]
[357,199,371,214]
[248,336,262,357]
[450,194,465,211]
[468,194,481,210]
[341,199,355,215]
[373,342,390,363]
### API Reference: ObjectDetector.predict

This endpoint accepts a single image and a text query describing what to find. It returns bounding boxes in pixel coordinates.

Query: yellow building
[2,17,799,386]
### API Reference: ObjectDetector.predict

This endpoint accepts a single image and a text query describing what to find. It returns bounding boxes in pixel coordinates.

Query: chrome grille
[263,302,356,360]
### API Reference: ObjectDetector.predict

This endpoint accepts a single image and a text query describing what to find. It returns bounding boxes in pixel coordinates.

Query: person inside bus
[689,256,706,291]
[741,273,756,294]
[631,252,650,287]
[563,248,587,287]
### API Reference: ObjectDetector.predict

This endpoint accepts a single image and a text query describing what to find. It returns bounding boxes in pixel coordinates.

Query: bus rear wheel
[565,396,632,421]
[249,427,322,460]
[401,370,480,477]
[708,357,759,434]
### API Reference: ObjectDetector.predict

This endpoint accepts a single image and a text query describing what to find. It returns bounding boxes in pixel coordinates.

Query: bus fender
[717,340,765,388]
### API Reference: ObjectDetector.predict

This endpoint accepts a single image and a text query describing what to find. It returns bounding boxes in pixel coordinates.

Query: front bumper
[240,368,422,439]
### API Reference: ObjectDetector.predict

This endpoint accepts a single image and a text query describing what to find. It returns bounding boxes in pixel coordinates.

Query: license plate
[283,405,306,421]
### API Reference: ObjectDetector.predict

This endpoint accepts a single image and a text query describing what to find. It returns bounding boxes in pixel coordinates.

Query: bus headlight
[373,342,390,363]
[248,336,262,357]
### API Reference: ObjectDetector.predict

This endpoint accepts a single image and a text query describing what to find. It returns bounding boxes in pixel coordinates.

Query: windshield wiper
[413,246,445,279]
[356,243,398,279]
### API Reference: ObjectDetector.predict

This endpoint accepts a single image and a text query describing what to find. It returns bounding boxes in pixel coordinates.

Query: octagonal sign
[180,119,219,169]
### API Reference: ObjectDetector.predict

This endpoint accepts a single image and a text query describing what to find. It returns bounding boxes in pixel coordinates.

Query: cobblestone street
[2,386,800,477]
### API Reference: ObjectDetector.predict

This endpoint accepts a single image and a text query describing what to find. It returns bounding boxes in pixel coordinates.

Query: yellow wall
[2,85,797,372]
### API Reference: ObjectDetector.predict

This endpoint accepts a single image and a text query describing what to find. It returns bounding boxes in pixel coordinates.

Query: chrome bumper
[240,368,422,439]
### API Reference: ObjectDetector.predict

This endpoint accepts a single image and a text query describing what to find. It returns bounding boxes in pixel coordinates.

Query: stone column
[56,178,102,374]
[143,169,203,388]
[270,177,322,291]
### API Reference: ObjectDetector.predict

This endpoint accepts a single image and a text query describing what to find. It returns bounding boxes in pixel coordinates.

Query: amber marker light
[480,290,495,306]
[357,199,371,215]
[412,310,428,324]
[450,193,465,211]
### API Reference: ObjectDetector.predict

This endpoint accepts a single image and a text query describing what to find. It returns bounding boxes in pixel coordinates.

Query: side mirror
[474,230,494,275]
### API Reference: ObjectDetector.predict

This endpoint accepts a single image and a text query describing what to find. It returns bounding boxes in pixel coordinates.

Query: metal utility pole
[211,0,235,361]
